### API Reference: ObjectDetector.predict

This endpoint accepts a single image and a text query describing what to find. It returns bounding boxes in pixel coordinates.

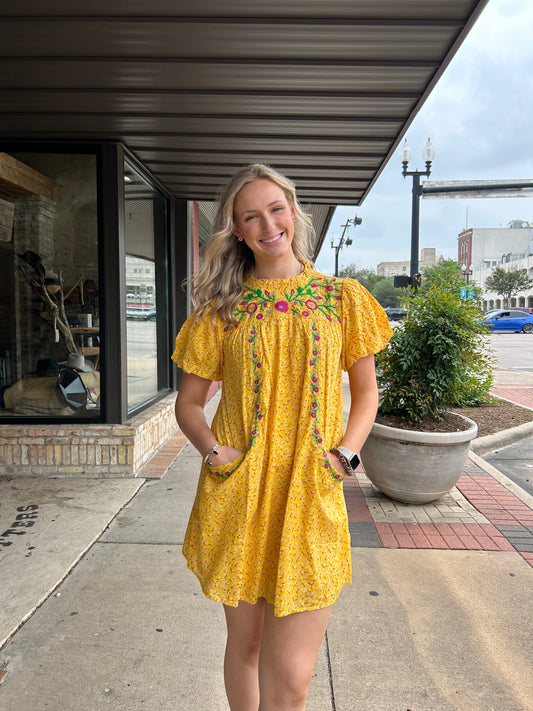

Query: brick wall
[0,392,178,478]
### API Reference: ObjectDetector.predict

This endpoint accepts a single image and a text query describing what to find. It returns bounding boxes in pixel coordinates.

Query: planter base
[360,414,478,504]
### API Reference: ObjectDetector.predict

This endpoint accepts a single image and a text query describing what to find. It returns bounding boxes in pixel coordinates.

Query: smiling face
[233,178,297,271]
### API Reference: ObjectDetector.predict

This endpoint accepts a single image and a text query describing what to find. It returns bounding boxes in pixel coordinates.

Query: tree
[337,264,375,291]
[338,263,402,307]
[420,259,465,295]
[371,279,402,308]
[484,267,533,307]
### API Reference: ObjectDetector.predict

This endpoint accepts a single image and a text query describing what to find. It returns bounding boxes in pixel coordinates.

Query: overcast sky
[315,0,533,276]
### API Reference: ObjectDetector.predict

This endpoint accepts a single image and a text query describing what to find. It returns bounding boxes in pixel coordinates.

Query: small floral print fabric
[172,262,392,616]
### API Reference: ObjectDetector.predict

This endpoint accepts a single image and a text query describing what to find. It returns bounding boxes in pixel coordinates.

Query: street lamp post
[400,138,436,287]
[462,264,473,283]
[331,214,362,276]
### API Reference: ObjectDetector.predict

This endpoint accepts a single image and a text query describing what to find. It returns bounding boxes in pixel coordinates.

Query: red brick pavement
[456,475,533,527]
[490,384,533,409]
[374,521,514,552]
[342,467,532,566]
[141,430,188,478]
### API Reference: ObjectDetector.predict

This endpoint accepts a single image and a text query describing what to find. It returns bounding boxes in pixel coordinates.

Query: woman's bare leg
[223,599,266,711]
[258,604,332,711]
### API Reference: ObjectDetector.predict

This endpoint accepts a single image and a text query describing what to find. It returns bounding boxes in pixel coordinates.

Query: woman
[173,164,391,711]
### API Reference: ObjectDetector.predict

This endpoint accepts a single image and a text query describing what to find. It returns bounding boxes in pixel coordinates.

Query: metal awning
[0,1,488,207]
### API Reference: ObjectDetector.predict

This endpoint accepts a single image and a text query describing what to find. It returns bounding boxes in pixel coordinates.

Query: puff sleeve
[341,279,393,371]
[171,310,225,382]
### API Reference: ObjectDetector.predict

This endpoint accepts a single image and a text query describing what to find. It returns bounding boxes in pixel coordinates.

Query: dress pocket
[207,452,246,480]
[315,443,346,483]
[327,458,346,483]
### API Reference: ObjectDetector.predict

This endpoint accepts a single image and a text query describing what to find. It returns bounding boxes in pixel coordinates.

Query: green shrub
[377,278,493,423]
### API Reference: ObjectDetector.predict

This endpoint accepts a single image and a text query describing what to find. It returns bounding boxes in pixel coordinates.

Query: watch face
[349,453,360,469]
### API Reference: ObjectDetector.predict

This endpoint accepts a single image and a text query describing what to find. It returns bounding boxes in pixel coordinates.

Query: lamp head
[422,137,436,163]
[400,139,411,177]
[423,137,435,176]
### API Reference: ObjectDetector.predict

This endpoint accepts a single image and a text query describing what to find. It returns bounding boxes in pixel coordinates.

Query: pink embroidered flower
[246,302,258,314]
[275,301,289,312]
[312,376,318,383]
[302,311,309,317]
[305,300,317,310]
[256,313,263,319]
[326,285,334,292]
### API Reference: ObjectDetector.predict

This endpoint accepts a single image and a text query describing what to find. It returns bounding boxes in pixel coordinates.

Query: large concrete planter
[360,414,478,504]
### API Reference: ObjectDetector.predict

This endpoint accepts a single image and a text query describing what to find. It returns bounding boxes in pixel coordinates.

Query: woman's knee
[260,651,315,706]
[224,600,265,661]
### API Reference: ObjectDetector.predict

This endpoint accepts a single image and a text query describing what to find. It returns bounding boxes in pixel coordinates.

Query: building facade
[457,221,533,309]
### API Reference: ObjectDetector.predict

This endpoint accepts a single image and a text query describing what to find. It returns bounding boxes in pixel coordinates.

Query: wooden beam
[0,152,54,198]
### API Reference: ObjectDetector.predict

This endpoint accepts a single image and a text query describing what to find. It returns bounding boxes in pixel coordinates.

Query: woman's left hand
[326,451,346,477]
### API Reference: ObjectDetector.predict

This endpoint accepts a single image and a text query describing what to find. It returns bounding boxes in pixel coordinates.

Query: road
[488,332,533,372]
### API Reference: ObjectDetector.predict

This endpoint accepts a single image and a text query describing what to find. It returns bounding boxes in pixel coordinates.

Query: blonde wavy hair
[192,164,315,324]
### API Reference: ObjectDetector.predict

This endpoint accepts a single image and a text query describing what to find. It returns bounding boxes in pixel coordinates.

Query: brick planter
[0,393,178,478]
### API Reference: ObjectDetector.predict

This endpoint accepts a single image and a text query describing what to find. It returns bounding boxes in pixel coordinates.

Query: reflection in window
[0,151,100,418]
[124,159,167,411]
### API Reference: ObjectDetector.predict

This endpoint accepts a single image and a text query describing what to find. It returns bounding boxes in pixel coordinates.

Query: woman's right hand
[207,445,243,467]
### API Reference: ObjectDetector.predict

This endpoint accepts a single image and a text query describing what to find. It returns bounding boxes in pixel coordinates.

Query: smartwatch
[330,446,360,477]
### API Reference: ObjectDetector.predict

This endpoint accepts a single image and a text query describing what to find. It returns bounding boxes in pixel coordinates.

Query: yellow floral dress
[172,262,392,616]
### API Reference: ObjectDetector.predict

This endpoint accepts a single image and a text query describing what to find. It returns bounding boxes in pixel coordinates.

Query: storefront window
[124,159,168,411]
[0,150,100,418]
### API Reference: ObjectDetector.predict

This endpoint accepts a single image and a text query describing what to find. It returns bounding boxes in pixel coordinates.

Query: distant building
[458,220,533,270]
[458,220,533,309]
[377,247,443,277]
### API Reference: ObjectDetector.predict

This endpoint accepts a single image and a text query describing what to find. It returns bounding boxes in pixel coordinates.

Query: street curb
[470,420,533,456]
[468,449,533,510]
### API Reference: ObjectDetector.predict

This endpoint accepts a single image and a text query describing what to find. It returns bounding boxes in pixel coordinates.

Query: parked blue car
[483,309,533,333]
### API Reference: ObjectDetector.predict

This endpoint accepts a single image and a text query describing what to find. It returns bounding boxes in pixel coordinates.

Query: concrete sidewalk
[1,381,532,710]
